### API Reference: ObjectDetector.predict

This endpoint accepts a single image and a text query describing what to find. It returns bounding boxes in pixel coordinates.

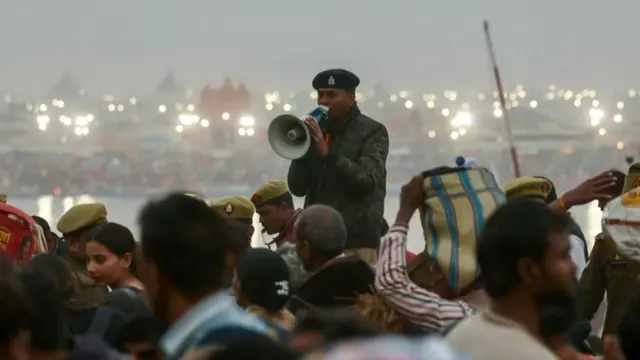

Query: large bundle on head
[352,292,414,334]
[408,166,506,297]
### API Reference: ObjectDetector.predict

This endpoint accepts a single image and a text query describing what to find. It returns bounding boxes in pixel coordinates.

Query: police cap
[251,180,290,208]
[56,203,108,235]
[503,177,552,200]
[210,196,255,222]
[312,69,360,92]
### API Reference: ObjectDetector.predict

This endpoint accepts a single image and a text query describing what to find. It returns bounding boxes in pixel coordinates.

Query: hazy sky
[1,0,638,96]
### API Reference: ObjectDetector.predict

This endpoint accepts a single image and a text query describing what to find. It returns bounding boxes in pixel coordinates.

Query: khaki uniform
[577,233,640,335]
[251,180,300,249]
[57,203,108,306]
[69,261,108,306]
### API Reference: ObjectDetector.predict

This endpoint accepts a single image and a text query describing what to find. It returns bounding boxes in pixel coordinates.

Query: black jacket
[287,105,389,249]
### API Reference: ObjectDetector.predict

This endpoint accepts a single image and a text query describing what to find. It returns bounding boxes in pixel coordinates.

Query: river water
[8,196,603,253]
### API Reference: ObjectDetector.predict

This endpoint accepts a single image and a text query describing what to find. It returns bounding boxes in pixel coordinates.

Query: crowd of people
[0,165,639,359]
[3,67,640,360]
[0,146,627,197]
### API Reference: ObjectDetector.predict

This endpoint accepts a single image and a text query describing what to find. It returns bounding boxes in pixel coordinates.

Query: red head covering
[0,203,46,266]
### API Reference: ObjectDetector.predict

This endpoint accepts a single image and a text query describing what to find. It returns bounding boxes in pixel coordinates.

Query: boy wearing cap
[251,180,300,249]
[287,69,389,264]
[234,248,295,343]
[56,203,109,305]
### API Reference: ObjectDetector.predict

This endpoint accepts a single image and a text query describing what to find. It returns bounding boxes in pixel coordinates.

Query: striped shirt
[374,224,474,333]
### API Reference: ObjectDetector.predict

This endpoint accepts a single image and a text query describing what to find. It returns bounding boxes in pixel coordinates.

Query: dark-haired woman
[233,248,295,343]
[87,223,148,317]
[25,253,128,349]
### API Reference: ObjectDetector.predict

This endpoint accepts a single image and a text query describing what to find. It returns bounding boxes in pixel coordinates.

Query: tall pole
[483,20,521,178]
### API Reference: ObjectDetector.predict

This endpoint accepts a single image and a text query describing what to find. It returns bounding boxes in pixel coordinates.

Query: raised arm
[375,176,474,333]
[375,223,474,333]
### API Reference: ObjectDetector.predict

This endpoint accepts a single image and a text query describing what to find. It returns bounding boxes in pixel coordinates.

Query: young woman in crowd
[87,222,149,317]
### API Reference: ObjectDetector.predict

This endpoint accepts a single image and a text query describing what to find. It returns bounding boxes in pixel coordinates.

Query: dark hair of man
[206,338,298,360]
[20,254,71,351]
[294,308,380,344]
[225,219,251,254]
[32,215,52,236]
[477,199,571,299]
[618,295,640,360]
[0,256,31,355]
[138,193,230,297]
[27,253,76,301]
[295,205,346,259]
[114,315,164,352]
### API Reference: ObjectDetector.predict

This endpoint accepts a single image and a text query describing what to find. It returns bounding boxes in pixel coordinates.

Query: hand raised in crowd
[396,175,424,225]
[555,171,617,210]
[305,117,328,157]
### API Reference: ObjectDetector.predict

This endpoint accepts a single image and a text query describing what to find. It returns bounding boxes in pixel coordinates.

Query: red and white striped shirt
[374,224,475,334]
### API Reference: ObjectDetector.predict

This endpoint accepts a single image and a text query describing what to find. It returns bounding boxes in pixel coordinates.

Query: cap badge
[328,76,336,86]
[224,203,234,215]
[541,182,550,193]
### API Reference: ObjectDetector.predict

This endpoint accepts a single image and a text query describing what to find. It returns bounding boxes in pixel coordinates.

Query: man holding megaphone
[285,69,389,264]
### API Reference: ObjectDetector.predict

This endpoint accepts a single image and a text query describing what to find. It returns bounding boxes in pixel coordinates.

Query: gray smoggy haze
[1,0,638,96]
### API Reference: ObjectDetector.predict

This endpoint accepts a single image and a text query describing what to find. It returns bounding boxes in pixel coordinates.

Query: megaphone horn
[268,106,329,160]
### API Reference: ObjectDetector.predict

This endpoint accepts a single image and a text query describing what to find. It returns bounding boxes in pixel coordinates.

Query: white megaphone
[268,105,329,160]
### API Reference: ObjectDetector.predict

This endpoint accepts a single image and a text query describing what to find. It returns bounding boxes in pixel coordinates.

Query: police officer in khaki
[209,196,256,240]
[57,203,108,305]
[209,196,255,288]
[577,166,632,337]
[251,180,301,249]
